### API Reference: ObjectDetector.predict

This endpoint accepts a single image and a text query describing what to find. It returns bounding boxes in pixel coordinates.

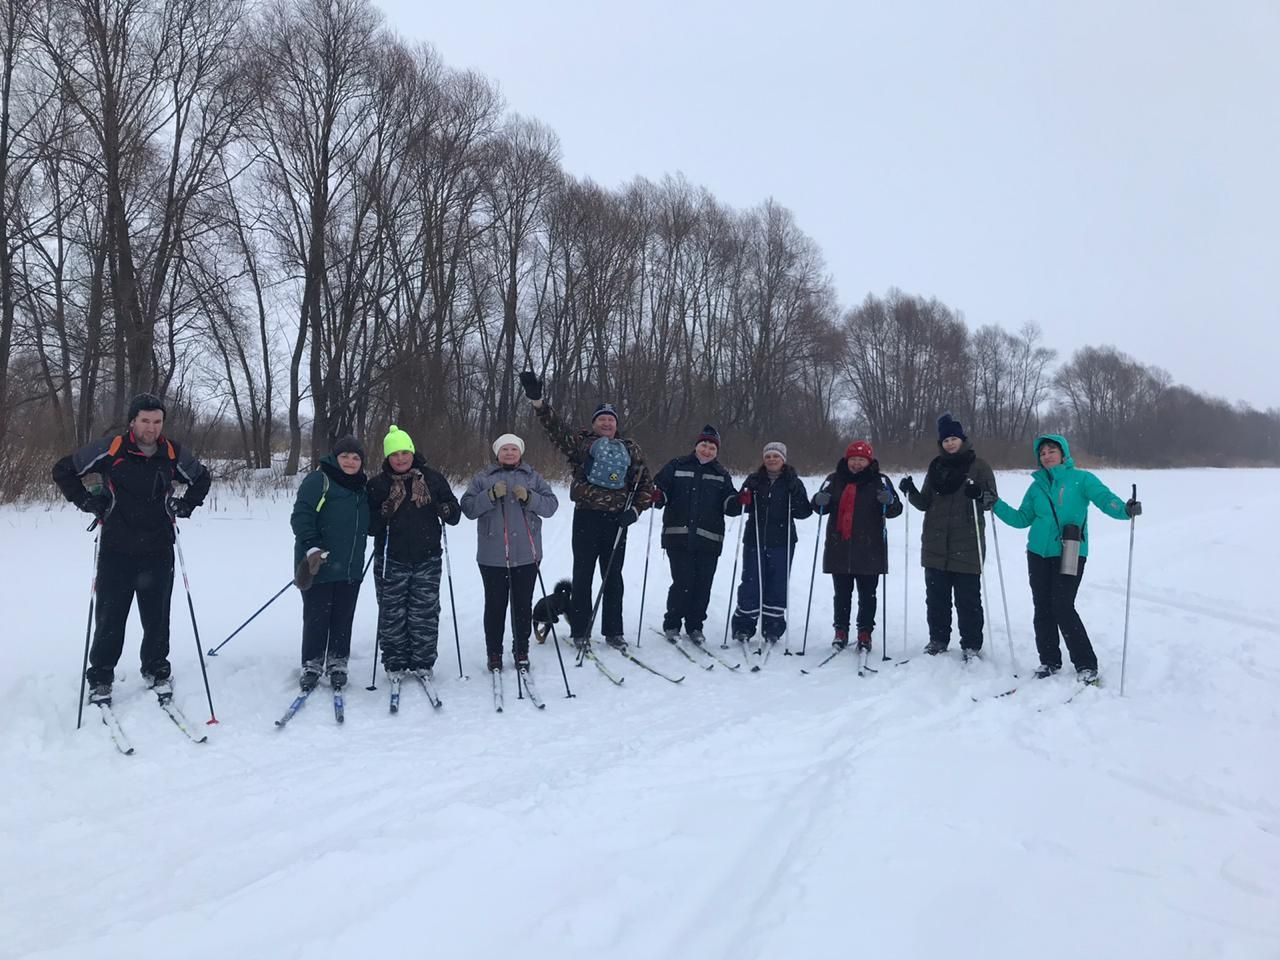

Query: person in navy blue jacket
[652,426,741,646]
[731,441,812,646]
[53,393,210,705]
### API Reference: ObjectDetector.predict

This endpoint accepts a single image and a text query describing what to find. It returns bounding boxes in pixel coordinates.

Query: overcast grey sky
[377,0,1279,407]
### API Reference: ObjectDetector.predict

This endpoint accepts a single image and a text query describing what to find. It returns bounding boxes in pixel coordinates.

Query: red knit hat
[845,440,874,461]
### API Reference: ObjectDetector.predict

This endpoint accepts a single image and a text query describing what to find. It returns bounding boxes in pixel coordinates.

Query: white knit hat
[492,433,526,456]
[762,441,788,462]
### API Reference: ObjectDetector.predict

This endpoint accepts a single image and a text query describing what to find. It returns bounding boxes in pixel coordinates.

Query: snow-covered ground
[2,468,1277,960]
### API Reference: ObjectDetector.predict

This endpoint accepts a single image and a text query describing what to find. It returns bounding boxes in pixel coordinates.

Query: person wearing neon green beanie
[366,424,461,688]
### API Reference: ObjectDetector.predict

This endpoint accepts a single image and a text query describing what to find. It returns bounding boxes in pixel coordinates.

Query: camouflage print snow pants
[374,554,442,672]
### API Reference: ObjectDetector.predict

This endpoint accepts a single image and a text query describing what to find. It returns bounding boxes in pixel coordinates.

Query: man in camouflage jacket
[520,371,652,648]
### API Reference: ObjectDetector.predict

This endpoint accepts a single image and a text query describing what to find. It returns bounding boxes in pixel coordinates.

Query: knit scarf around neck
[384,468,429,513]
[926,447,976,496]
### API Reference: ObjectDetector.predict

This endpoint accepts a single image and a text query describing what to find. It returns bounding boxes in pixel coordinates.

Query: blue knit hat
[592,402,619,424]
[937,413,966,442]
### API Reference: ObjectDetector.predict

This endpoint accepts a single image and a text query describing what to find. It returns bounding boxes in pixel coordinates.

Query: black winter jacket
[53,432,210,554]
[905,442,997,575]
[654,453,741,555]
[742,466,812,549]
[814,458,902,576]
[367,454,461,564]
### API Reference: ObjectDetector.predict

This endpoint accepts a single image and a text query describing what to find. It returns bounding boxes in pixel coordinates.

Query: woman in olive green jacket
[992,434,1140,683]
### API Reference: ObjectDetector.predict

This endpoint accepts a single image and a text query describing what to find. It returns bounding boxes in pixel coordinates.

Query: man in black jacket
[652,426,740,646]
[53,394,211,705]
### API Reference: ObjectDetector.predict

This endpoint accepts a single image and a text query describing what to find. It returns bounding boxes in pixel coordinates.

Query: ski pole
[207,580,292,657]
[989,509,1017,675]
[441,524,466,680]
[971,498,993,673]
[501,494,521,698]
[582,485,639,652]
[367,531,389,691]
[881,478,893,662]
[1120,483,1138,696]
[634,504,655,647]
[902,499,910,660]
[76,531,100,730]
[172,521,218,725]
[720,512,744,649]
[799,489,826,656]
[753,497,763,648]
[783,494,793,653]
[518,503,575,698]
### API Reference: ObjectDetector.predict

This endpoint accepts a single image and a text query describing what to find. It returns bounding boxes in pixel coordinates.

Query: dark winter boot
[327,656,348,690]
[145,674,174,701]
[686,629,706,647]
[605,635,627,650]
[487,653,502,672]
[962,647,981,663]
[831,629,849,651]
[1077,667,1099,685]
[663,628,681,643]
[572,636,590,653]
[300,661,322,692]
[515,656,530,672]
[923,640,949,656]
[87,681,113,706]
[856,630,873,652]
[1033,664,1061,679]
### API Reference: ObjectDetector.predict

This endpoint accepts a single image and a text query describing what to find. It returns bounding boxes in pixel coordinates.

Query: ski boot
[663,628,681,643]
[487,653,503,673]
[605,635,627,651]
[299,661,323,692]
[923,640,948,656]
[87,681,113,706]
[144,673,174,701]
[856,630,873,653]
[961,647,982,663]
[572,636,591,653]
[515,656,530,672]
[686,629,706,647]
[1077,667,1099,685]
[1033,664,1061,679]
[831,629,849,651]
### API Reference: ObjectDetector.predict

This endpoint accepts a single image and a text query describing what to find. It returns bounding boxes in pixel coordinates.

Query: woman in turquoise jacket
[290,436,371,692]
[992,434,1141,683]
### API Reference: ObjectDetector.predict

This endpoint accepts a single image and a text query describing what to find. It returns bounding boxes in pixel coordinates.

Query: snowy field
[1,467,1278,960]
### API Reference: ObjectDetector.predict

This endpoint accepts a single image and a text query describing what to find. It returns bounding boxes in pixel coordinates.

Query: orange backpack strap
[108,435,124,457]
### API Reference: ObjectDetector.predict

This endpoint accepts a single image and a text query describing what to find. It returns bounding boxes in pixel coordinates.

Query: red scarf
[837,482,858,540]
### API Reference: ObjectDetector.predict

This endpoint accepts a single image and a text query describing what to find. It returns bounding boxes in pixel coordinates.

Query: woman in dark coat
[290,436,371,691]
[811,441,902,652]
[899,414,998,661]
[730,442,812,646]
[366,425,461,683]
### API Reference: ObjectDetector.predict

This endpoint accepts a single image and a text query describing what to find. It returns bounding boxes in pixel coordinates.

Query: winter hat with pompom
[937,413,966,443]
[383,424,415,458]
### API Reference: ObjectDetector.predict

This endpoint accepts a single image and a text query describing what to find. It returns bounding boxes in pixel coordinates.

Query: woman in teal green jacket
[290,436,370,692]
[992,434,1141,683]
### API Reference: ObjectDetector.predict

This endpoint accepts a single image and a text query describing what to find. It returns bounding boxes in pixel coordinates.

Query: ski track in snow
[1,468,1278,960]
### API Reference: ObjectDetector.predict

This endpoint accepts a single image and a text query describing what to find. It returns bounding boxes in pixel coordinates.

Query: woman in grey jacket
[461,434,559,672]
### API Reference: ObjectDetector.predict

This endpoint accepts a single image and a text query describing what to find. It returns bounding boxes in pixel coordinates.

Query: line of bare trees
[0,0,1275,502]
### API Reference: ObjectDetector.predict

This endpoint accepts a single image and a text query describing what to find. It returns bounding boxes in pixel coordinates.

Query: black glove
[1125,498,1142,518]
[617,506,639,528]
[438,501,458,523]
[518,370,542,401]
[899,476,917,495]
[876,487,893,506]
[964,480,983,501]
[78,492,110,520]
[980,491,997,511]
[812,490,831,509]
[167,496,195,519]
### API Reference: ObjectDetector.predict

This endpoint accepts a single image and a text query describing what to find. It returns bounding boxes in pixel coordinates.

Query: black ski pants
[663,548,719,633]
[480,562,537,661]
[924,567,984,651]
[570,508,628,639]
[301,579,361,671]
[831,573,879,634]
[1027,552,1096,672]
[87,547,175,685]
